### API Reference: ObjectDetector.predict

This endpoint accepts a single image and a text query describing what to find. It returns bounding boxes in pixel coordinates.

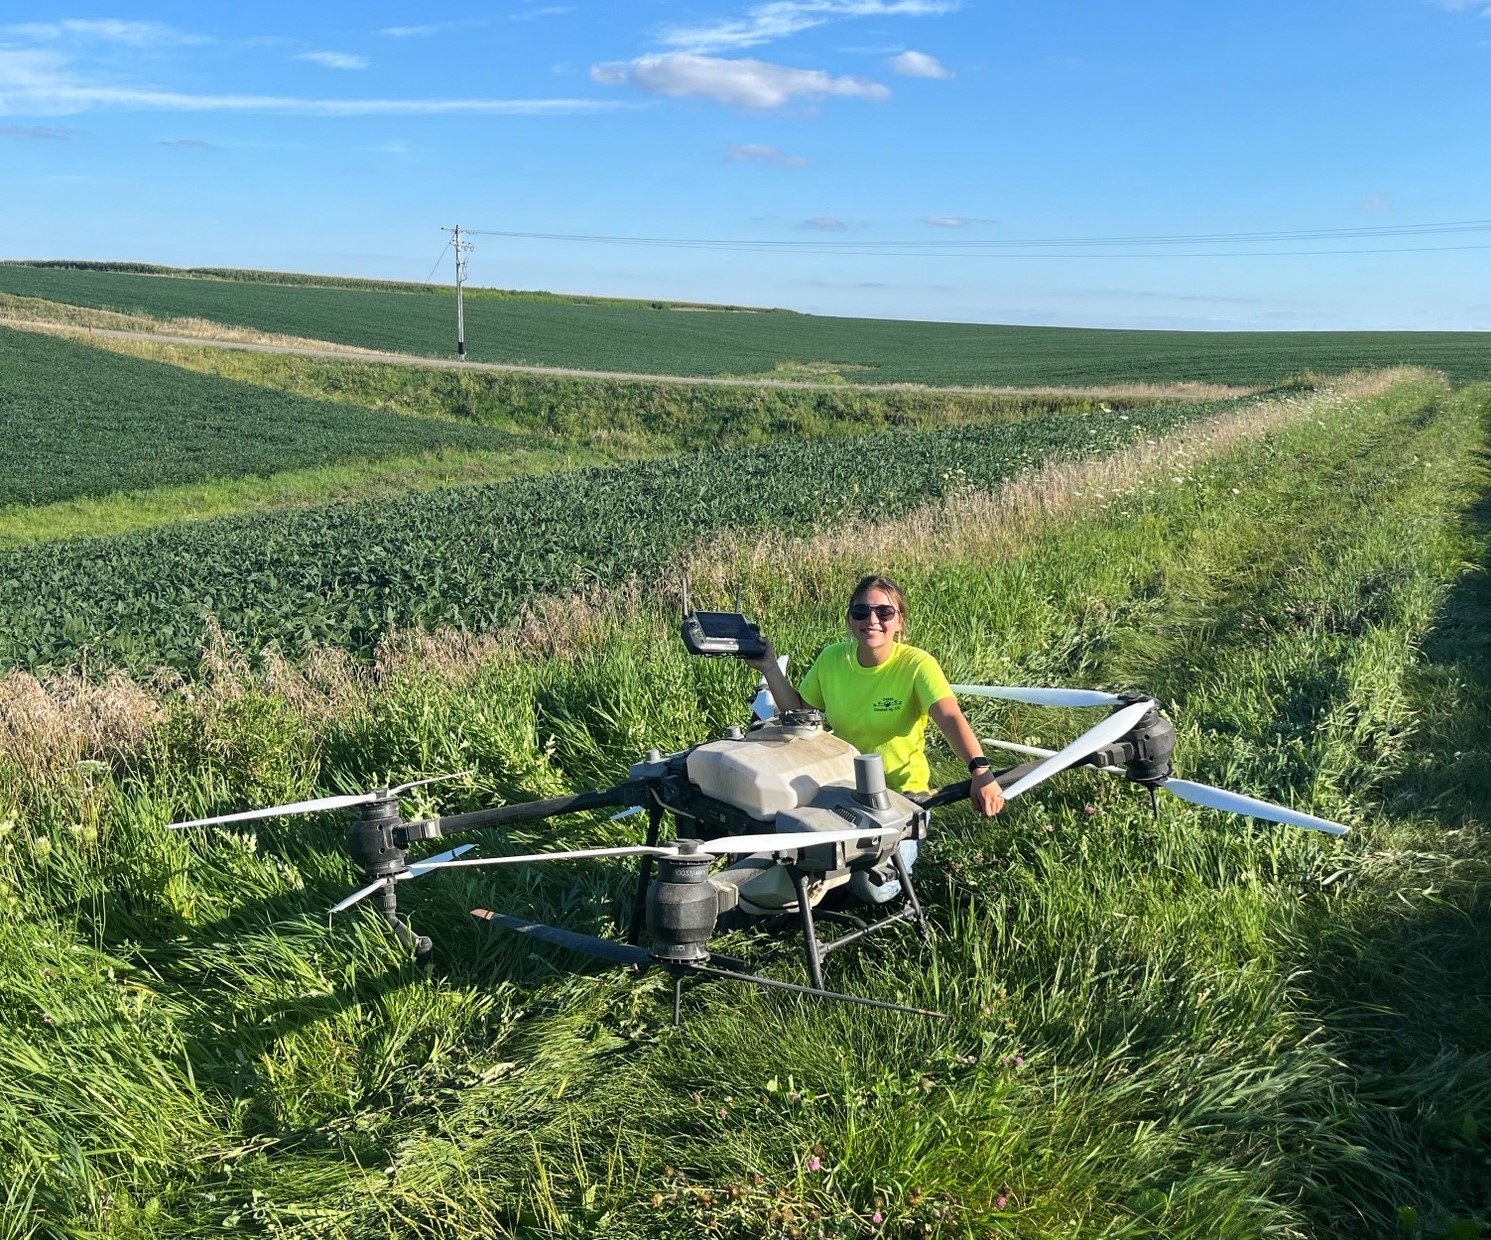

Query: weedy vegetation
[0,366,1487,1237]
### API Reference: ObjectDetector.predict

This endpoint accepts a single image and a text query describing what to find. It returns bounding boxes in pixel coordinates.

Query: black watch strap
[968,756,991,775]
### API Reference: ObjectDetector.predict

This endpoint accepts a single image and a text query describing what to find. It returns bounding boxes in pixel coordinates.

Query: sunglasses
[848,603,898,623]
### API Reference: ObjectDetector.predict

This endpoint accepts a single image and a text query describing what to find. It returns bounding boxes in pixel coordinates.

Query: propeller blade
[389,771,475,796]
[471,909,652,966]
[1001,700,1153,801]
[609,805,646,821]
[330,876,389,914]
[1162,779,1350,837]
[405,843,477,876]
[174,771,474,831]
[699,825,903,855]
[954,684,1127,708]
[331,845,481,915]
[171,790,378,830]
[984,737,1126,773]
[416,844,674,870]
[406,828,903,873]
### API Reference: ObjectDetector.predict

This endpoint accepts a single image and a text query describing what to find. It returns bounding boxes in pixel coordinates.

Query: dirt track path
[3,317,1251,401]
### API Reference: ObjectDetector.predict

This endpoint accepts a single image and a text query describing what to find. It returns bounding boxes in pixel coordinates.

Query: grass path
[1,373,1487,1237]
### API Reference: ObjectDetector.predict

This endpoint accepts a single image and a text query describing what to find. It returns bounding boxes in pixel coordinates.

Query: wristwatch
[968,756,992,776]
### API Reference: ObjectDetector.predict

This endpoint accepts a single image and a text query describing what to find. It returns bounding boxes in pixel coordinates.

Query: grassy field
[2,370,1487,1237]
[0,327,530,509]
[3,262,1489,386]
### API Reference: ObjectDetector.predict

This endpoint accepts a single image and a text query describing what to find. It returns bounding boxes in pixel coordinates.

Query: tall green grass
[0,375,1487,1237]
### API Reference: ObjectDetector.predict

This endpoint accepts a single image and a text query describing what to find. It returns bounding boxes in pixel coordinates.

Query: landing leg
[380,883,433,966]
[890,848,932,946]
[626,805,664,945]
[791,871,826,990]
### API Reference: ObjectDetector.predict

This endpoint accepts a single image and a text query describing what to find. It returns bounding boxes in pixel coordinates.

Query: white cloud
[661,1,957,54]
[592,53,888,108]
[728,142,809,166]
[159,137,215,150]
[378,24,445,37]
[925,215,967,227]
[1361,193,1393,212]
[1,19,208,46]
[800,215,847,230]
[296,51,370,70]
[0,53,632,116]
[887,49,949,77]
[0,123,79,138]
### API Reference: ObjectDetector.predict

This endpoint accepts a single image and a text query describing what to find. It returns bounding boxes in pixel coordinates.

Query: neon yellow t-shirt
[798,641,953,793]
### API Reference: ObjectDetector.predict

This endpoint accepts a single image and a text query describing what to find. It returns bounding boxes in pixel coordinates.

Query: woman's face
[849,586,903,654]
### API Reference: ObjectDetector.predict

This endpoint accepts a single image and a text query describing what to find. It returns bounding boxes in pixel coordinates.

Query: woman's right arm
[745,638,807,712]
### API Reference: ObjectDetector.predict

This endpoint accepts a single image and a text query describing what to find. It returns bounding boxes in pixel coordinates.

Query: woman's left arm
[928,696,1005,817]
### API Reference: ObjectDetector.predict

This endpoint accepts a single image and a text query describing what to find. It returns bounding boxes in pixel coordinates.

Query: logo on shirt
[872,696,904,713]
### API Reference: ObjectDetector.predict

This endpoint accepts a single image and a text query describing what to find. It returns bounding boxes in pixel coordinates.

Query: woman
[748,574,1004,881]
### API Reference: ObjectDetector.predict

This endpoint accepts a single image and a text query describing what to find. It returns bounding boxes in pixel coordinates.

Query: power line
[422,239,452,285]
[462,219,1491,259]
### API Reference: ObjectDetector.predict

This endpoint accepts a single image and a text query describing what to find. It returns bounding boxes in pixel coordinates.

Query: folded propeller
[952,685,1349,837]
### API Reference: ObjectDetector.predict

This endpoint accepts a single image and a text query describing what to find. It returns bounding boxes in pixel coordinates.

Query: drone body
[169,607,1349,1020]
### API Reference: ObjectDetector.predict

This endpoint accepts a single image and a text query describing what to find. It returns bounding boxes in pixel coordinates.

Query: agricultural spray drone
[169,606,1348,1020]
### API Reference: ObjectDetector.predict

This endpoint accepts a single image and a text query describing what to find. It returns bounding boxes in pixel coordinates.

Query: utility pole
[442,224,474,358]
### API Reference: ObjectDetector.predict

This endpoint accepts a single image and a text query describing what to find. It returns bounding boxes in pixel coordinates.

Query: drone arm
[908,760,1042,810]
[401,780,653,842]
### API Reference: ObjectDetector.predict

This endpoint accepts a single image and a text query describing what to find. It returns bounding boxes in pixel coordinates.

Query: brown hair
[848,573,908,642]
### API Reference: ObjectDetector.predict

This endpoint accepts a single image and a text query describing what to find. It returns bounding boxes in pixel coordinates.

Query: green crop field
[0,395,1230,674]
[0,326,525,509]
[3,262,1489,386]
[51,328,1131,455]
[2,370,1486,1238]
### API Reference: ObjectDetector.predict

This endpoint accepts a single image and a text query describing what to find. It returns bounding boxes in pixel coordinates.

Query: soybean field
[0,395,1230,674]
[0,326,524,508]
[3,262,1489,386]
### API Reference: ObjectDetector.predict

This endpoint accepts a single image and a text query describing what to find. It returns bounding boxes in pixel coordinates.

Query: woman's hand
[970,769,1005,817]
[743,635,779,674]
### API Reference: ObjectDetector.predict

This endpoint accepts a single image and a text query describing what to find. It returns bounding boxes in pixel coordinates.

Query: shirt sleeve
[799,648,827,710]
[911,650,954,713]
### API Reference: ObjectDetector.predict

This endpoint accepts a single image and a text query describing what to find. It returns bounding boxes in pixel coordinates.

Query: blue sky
[1,1,1489,329]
